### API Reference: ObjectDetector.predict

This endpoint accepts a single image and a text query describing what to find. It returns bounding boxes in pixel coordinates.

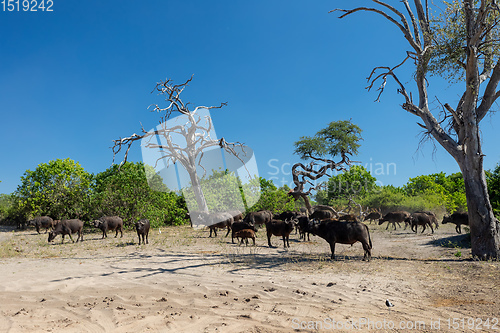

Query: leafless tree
[290,151,353,214]
[332,0,500,259]
[112,76,248,215]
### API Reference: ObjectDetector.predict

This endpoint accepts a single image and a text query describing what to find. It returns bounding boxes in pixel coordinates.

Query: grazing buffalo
[28,216,55,234]
[243,210,273,229]
[306,220,372,261]
[48,219,84,244]
[234,229,256,246]
[379,211,411,230]
[265,219,294,248]
[364,211,382,224]
[407,212,434,233]
[442,212,469,234]
[231,221,257,244]
[208,212,233,237]
[93,216,123,239]
[135,219,150,245]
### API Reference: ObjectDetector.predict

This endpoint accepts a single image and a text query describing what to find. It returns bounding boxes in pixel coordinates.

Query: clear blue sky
[1,0,499,195]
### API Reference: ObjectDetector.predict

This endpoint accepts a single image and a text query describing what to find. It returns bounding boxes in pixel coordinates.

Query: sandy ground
[0,222,499,333]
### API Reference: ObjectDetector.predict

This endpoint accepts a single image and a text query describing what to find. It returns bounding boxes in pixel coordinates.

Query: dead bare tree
[112,76,248,216]
[290,151,353,215]
[333,0,500,259]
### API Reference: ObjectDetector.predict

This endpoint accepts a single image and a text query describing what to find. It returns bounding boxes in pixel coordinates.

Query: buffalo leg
[267,232,273,247]
[68,233,75,243]
[362,241,371,261]
[225,226,231,237]
[329,242,336,260]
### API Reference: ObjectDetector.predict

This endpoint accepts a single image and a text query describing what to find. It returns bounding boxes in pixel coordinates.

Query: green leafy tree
[404,172,467,213]
[334,0,500,259]
[326,166,377,201]
[487,164,500,216]
[291,120,363,213]
[14,158,93,220]
[92,162,186,227]
[247,178,295,214]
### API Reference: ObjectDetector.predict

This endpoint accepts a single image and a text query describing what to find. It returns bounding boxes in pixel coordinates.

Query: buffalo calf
[234,229,256,246]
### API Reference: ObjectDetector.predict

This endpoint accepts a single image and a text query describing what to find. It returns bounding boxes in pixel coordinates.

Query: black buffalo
[442,212,469,234]
[231,221,257,244]
[243,210,273,229]
[265,219,294,248]
[135,219,150,245]
[28,216,55,234]
[407,212,434,233]
[379,211,411,230]
[306,220,372,261]
[208,212,233,237]
[48,219,84,244]
[93,216,124,239]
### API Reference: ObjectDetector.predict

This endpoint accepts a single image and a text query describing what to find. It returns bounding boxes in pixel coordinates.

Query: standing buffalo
[379,211,411,230]
[442,212,469,234]
[243,210,273,229]
[135,219,150,245]
[234,229,256,246]
[231,221,256,244]
[93,216,123,239]
[265,219,294,248]
[48,219,84,244]
[306,220,372,261]
[28,216,55,234]
[407,212,434,233]
[208,212,233,237]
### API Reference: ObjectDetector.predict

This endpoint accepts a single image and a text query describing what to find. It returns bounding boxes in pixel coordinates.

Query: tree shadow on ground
[426,233,471,249]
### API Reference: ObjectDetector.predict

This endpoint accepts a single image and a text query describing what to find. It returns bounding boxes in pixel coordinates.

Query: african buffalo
[415,211,439,229]
[208,212,233,237]
[306,220,372,261]
[364,211,382,224]
[265,219,294,248]
[135,219,150,245]
[231,221,257,244]
[234,229,256,246]
[379,211,411,230]
[407,212,434,233]
[48,219,84,244]
[93,216,123,239]
[442,212,469,234]
[243,210,273,229]
[295,215,310,241]
[28,216,55,234]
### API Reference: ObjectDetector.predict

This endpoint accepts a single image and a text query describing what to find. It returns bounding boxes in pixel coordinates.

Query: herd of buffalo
[24,207,469,261]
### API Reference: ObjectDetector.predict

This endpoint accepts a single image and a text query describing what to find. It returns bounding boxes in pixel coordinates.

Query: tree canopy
[294,120,362,160]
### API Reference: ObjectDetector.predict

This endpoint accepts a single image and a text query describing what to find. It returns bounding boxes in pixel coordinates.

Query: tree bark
[458,148,500,259]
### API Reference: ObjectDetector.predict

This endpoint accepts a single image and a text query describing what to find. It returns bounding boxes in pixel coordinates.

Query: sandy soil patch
[0,223,498,332]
